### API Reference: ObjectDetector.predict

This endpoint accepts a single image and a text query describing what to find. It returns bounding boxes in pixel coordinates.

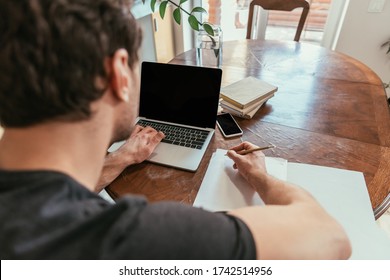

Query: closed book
[221,101,265,119]
[220,76,277,109]
[220,93,274,115]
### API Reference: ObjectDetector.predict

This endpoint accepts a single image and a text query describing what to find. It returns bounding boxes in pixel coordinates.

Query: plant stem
[167,0,190,16]
[166,0,202,24]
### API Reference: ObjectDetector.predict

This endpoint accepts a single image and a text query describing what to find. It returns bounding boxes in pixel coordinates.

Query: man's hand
[118,125,165,165]
[227,141,352,259]
[96,125,164,192]
[226,141,268,188]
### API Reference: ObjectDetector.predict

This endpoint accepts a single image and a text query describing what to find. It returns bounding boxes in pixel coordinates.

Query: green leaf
[180,0,189,4]
[214,48,220,58]
[159,1,168,19]
[202,23,214,36]
[150,0,157,12]
[188,15,200,31]
[191,7,207,14]
[173,7,181,25]
[381,40,390,54]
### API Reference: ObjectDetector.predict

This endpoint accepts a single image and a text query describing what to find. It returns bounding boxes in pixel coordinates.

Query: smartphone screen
[216,113,243,138]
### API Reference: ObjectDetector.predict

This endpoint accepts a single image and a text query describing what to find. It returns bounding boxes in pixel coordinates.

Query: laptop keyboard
[137,120,209,150]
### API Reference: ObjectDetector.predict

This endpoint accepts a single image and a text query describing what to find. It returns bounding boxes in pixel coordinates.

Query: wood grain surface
[108,40,390,218]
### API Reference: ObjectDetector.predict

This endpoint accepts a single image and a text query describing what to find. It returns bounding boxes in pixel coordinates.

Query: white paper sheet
[287,163,390,259]
[194,149,390,259]
[194,149,287,211]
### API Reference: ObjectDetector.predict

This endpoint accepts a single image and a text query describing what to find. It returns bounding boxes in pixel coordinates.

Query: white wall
[132,1,157,62]
[133,0,187,62]
[137,15,157,62]
[335,0,390,88]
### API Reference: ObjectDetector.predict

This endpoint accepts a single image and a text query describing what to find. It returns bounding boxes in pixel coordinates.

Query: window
[201,0,332,45]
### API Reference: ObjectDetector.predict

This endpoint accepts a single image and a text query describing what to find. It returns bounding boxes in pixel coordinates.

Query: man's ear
[111,49,131,102]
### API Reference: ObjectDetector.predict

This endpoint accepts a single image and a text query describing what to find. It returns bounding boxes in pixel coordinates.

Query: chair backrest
[246,0,310,42]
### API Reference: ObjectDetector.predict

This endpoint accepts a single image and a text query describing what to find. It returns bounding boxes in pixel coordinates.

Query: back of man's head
[0,0,142,128]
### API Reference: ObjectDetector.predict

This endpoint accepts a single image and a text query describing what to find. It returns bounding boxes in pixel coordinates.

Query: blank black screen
[217,113,242,135]
[139,62,222,128]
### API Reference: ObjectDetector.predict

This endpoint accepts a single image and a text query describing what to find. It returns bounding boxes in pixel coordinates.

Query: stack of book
[220,76,278,119]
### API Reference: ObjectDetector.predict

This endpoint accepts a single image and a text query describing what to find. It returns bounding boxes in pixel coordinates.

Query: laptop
[136,61,222,171]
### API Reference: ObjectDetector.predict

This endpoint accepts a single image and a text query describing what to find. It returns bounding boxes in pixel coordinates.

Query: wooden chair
[246,0,310,42]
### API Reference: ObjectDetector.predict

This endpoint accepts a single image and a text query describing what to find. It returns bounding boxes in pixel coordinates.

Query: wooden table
[108,40,390,219]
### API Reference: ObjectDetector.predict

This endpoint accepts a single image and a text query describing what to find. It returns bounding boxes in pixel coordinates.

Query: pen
[225,144,276,156]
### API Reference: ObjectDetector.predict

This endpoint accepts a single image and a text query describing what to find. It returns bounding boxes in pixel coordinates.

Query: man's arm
[226,142,352,260]
[95,125,164,192]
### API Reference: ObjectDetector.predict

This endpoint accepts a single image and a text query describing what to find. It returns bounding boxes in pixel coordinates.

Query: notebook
[136,62,222,171]
[220,76,277,109]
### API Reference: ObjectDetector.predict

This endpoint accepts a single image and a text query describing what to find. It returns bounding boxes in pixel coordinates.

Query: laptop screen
[139,62,222,129]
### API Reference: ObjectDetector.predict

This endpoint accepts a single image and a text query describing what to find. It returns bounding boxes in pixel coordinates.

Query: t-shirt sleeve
[101,197,256,259]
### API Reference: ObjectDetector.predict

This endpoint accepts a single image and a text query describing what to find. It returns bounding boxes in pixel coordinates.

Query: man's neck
[0,120,111,192]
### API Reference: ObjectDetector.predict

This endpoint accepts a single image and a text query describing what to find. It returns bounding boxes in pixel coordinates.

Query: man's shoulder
[0,169,84,190]
[0,170,256,259]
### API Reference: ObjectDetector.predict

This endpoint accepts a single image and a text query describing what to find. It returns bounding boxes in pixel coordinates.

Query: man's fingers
[229,141,258,152]
[228,142,246,152]
[138,126,155,134]
[157,131,165,139]
[135,127,164,146]
[131,125,144,136]
[226,149,240,161]
[148,131,165,145]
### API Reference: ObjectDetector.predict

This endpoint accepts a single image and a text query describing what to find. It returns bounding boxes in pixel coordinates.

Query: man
[0,0,351,259]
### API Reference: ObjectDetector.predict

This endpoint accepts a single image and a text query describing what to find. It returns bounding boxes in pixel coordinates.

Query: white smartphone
[216,113,243,138]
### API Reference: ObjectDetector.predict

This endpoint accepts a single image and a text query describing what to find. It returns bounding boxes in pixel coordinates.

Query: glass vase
[196,26,223,68]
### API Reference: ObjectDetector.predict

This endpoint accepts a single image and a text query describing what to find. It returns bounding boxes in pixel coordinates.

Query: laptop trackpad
[148,142,204,172]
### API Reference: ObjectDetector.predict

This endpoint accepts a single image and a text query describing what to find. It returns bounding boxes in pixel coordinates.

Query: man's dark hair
[0,0,142,127]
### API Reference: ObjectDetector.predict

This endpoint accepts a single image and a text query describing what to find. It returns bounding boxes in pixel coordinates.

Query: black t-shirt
[0,170,256,259]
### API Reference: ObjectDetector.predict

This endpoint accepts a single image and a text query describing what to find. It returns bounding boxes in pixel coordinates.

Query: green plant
[382,39,390,55]
[382,39,390,91]
[142,0,215,35]
[382,39,390,104]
